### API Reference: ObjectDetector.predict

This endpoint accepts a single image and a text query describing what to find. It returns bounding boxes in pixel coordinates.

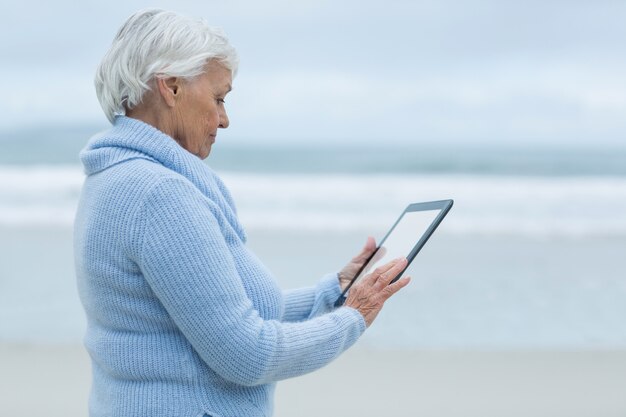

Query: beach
[2,143,626,415]
[3,1,626,413]
[2,225,626,416]
[3,225,626,348]
[2,0,626,412]
[2,343,626,417]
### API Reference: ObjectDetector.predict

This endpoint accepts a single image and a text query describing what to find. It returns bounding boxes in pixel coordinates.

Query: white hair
[95,9,239,123]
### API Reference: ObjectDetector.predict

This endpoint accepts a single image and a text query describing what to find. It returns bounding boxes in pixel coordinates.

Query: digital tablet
[335,199,453,307]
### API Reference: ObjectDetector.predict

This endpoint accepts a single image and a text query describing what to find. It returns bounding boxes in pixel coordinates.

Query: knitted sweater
[74,116,366,417]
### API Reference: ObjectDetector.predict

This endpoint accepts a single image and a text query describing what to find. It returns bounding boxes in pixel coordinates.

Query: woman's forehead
[204,61,233,91]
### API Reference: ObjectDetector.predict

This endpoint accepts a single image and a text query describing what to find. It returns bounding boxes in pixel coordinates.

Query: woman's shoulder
[100,158,199,200]
[80,158,202,218]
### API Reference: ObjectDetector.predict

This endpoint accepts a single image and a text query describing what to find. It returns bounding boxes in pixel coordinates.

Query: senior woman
[74,9,410,417]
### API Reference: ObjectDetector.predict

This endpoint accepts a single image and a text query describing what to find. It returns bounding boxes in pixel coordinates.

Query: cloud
[2,55,625,147]
[1,0,625,147]
[225,55,626,145]
[1,69,103,129]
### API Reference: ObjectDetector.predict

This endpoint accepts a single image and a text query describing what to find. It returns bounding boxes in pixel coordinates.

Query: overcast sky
[2,0,625,147]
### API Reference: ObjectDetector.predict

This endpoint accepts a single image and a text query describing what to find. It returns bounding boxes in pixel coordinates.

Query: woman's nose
[219,108,229,129]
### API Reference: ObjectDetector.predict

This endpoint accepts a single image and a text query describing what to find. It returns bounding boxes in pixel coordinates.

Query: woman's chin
[199,144,212,159]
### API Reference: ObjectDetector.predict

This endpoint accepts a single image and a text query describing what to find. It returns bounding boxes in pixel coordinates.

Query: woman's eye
[217,98,226,105]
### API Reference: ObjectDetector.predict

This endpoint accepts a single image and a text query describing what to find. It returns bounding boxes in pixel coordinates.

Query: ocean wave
[1,165,626,237]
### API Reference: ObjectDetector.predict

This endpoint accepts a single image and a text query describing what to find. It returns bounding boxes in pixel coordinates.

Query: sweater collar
[80,116,246,242]
[81,115,199,176]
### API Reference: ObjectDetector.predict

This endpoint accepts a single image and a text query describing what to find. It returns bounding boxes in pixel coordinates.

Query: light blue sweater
[74,116,366,417]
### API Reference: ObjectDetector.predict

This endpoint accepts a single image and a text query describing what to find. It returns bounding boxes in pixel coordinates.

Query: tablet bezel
[335,199,453,307]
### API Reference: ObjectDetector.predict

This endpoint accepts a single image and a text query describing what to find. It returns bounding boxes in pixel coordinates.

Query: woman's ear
[155,77,181,107]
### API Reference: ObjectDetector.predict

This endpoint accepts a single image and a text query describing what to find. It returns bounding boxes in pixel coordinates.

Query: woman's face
[173,60,232,159]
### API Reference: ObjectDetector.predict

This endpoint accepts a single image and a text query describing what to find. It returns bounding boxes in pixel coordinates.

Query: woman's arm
[282,237,378,322]
[281,273,342,322]
[135,178,366,387]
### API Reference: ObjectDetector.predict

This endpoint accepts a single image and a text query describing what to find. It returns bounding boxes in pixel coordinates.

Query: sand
[276,348,626,417]
[3,228,626,416]
[1,344,625,417]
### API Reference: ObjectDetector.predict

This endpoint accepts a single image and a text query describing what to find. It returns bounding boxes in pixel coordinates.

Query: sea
[1,125,626,350]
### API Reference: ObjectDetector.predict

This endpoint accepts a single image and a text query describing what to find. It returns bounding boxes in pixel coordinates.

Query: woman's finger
[362,257,405,287]
[382,276,411,300]
[359,247,388,280]
[375,258,408,288]
[370,246,387,265]
[352,236,377,262]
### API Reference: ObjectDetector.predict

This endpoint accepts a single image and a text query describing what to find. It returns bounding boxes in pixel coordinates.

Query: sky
[1,0,625,147]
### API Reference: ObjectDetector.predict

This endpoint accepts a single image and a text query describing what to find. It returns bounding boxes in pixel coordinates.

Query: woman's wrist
[337,271,350,291]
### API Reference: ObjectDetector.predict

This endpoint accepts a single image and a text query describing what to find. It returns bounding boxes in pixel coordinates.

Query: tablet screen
[352,209,440,284]
[336,200,453,306]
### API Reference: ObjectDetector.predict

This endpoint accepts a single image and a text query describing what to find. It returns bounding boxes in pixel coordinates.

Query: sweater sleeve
[135,178,366,387]
[282,273,343,322]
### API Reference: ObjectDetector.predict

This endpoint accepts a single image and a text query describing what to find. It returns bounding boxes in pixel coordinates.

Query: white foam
[0,165,84,226]
[2,166,626,237]
[223,172,626,237]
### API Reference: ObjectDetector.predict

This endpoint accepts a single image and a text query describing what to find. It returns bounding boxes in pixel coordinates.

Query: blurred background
[1,1,625,416]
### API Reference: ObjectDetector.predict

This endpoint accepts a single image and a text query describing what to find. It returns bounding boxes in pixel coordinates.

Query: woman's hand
[344,258,411,327]
[338,237,378,291]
